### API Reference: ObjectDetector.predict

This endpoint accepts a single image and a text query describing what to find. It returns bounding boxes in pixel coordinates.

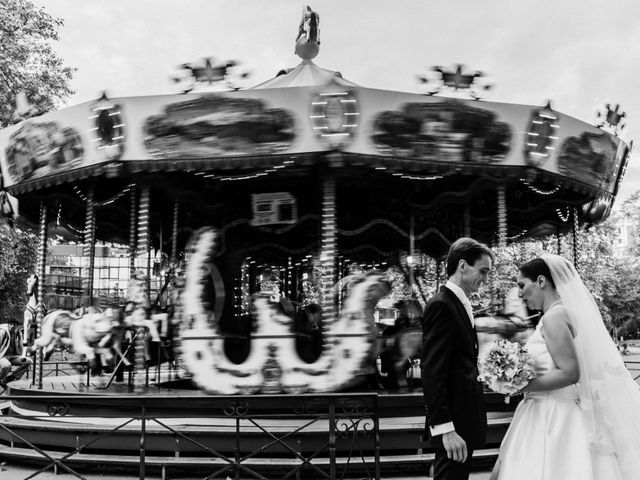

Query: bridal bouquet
[477,339,535,402]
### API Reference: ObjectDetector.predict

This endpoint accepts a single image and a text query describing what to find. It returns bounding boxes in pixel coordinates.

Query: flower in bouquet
[477,339,535,401]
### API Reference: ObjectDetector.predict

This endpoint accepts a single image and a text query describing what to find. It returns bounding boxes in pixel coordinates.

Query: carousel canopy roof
[252,60,356,89]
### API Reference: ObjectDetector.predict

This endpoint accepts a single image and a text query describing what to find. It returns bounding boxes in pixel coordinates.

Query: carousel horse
[179,227,392,394]
[21,274,39,358]
[122,272,166,365]
[475,286,535,357]
[31,308,123,372]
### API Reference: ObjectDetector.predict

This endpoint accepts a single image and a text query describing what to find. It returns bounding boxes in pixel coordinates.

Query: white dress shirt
[429,281,475,437]
[445,280,475,327]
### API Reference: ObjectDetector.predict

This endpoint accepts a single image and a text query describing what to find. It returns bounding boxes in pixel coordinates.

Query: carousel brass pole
[170,201,179,269]
[134,185,152,388]
[129,185,138,277]
[35,202,48,390]
[409,213,415,293]
[320,174,337,327]
[82,184,96,307]
[137,183,151,295]
[497,185,507,248]
[572,207,579,272]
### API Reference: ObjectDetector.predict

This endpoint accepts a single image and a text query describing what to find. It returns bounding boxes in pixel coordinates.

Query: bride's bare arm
[523,311,579,392]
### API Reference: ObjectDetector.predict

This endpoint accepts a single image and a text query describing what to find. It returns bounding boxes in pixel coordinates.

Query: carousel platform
[0,376,513,478]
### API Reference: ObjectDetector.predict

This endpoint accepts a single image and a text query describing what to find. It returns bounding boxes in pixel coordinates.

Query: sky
[32,0,640,204]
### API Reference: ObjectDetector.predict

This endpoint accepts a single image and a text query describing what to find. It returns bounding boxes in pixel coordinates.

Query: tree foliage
[0,0,75,127]
[0,218,38,320]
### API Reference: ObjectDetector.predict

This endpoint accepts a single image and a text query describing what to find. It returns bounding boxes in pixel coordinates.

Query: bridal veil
[542,253,640,478]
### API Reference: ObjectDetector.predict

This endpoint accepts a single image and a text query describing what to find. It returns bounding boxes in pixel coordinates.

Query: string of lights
[520,178,561,195]
[556,207,571,222]
[506,229,529,241]
[371,165,444,181]
[94,184,134,207]
[218,160,295,182]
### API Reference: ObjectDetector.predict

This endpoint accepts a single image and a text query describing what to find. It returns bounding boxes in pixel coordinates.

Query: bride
[491,254,640,480]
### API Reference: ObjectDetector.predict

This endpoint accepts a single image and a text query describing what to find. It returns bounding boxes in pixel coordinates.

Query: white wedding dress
[496,313,624,480]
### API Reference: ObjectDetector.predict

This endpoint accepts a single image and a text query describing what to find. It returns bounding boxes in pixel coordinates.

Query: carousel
[0,7,631,479]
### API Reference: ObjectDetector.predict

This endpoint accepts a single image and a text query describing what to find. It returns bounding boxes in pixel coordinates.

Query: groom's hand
[442,431,468,463]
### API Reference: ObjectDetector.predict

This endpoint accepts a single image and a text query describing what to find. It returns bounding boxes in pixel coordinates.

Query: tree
[617,191,640,257]
[0,218,38,320]
[0,0,75,127]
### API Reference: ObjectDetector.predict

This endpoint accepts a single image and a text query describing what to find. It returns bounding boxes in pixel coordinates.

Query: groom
[421,238,494,480]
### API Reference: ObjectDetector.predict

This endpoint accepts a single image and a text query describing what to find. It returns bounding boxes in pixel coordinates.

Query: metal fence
[0,392,380,480]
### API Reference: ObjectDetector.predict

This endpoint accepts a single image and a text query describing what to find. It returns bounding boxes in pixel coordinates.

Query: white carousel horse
[179,227,392,394]
[124,272,162,343]
[21,274,39,357]
[31,308,122,369]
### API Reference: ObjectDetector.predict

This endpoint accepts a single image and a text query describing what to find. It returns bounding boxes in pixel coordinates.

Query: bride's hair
[519,258,556,288]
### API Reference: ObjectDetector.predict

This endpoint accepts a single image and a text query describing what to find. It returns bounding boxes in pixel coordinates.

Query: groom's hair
[519,258,556,288]
[446,237,494,277]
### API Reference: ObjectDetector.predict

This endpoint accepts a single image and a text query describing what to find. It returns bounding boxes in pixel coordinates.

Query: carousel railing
[26,360,91,388]
[0,393,381,480]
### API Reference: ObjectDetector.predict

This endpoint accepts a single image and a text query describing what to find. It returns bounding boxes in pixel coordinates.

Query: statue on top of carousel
[295,5,320,60]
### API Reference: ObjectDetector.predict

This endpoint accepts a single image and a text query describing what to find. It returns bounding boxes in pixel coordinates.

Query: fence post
[374,395,381,480]
[235,413,241,480]
[329,397,336,480]
[140,401,146,479]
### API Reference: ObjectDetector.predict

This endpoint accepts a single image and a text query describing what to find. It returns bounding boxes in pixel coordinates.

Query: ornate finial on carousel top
[597,103,626,136]
[295,5,320,60]
[97,91,110,103]
[417,64,492,100]
[170,57,250,93]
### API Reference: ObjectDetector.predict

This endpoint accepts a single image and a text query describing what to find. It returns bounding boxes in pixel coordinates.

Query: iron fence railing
[0,393,380,480]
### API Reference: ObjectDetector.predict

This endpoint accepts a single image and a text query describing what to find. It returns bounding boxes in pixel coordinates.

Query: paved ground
[0,463,494,480]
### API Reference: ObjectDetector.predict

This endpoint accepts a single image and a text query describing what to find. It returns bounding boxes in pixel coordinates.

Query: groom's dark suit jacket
[421,285,487,449]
